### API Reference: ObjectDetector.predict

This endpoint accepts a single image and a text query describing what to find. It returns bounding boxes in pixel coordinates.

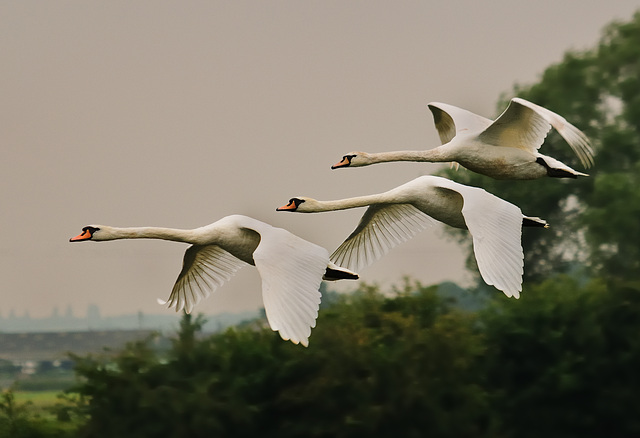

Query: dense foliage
[57,277,640,438]
[66,283,487,438]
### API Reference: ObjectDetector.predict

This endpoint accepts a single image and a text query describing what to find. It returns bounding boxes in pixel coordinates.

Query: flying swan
[69,214,358,346]
[277,175,547,298]
[332,97,594,180]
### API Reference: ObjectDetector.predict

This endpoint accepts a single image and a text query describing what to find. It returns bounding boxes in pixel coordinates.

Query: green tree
[440,11,640,285]
[68,333,168,438]
[480,277,640,437]
[270,280,490,438]
[0,389,33,437]
[66,282,490,438]
[62,277,640,437]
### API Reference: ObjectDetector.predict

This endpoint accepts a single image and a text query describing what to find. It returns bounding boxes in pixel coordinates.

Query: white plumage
[69,214,358,346]
[332,97,593,180]
[277,175,548,298]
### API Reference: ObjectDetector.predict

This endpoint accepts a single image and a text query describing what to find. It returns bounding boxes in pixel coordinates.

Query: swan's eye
[286,198,304,207]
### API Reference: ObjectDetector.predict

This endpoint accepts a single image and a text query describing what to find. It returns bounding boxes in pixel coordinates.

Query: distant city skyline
[1,303,99,320]
[0,303,258,333]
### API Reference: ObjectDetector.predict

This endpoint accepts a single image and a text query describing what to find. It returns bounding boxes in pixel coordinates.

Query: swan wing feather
[435,179,524,298]
[160,245,248,314]
[511,97,594,168]
[252,225,327,347]
[330,203,435,272]
[477,98,553,155]
[428,102,493,144]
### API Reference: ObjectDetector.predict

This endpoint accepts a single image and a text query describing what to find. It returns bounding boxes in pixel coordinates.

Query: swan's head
[69,225,113,242]
[276,197,317,213]
[331,152,372,169]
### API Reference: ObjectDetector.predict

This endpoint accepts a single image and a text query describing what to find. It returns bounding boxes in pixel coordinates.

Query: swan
[276,175,548,298]
[332,97,594,180]
[69,214,358,346]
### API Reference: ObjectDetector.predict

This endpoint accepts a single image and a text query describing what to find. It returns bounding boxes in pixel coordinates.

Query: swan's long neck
[306,194,384,212]
[367,147,451,164]
[98,226,197,244]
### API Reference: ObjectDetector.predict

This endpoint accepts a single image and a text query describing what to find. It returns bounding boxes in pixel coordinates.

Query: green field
[3,389,83,434]
[13,390,70,416]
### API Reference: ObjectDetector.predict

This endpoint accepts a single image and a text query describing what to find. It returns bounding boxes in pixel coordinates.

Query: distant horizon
[0,304,260,334]
[0,303,256,320]
[0,280,475,333]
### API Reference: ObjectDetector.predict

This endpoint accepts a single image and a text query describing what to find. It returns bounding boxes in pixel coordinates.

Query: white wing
[428,102,493,144]
[511,97,594,168]
[477,98,553,155]
[252,225,327,347]
[330,203,435,272]
[435,179,524,298]
[159,245,248,314]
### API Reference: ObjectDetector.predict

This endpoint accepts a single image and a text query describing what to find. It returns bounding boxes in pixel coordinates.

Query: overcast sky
[2,1,638,319]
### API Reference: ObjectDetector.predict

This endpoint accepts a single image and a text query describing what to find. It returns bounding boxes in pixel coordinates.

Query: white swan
[277,176,547,298]
[69,214,358,346]
[332,97,594,180]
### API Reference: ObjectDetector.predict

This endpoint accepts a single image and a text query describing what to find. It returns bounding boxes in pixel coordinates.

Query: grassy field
[14,389,63,404]
[4,389,83,433]
[13,390,70,416]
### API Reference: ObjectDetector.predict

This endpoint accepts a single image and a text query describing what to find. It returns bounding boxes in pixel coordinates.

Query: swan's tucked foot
[547,168,588,178]
[535,157,589,179]
[323,262,359,281]
[522,216,549,228]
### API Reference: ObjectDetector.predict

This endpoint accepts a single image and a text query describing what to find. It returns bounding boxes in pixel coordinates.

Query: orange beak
[276,201,297,211]
[331,157,350,169]
[70,229,92,242]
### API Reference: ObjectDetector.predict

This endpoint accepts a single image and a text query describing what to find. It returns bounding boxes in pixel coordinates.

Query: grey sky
[2,1,638,318]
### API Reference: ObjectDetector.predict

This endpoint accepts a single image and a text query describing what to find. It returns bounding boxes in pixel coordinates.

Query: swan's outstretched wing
[435,179,524,298]
[252,226,327,347]
[477,98,552,156]
[160,245,248,314]
[428,102,493,144]
[511,97,594,167]
[478,98,593,168]
[330,203,435,273]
